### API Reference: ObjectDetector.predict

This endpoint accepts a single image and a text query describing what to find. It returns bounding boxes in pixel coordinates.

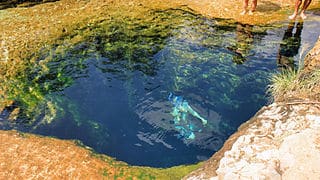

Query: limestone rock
[185,103,320,179]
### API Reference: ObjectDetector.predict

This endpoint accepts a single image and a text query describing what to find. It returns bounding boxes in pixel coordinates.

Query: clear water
[1,9,320,167]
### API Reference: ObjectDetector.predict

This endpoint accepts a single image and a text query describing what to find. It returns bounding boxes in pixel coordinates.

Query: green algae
[0,7,203,123]
[0,6,278,177]
[0,7,276,149]
[91,151,202,179]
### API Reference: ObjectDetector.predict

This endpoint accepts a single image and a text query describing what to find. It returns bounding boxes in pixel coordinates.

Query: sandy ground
[0,130,122,179]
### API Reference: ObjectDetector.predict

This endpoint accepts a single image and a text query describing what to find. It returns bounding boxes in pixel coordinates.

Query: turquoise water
[1,9,320,167]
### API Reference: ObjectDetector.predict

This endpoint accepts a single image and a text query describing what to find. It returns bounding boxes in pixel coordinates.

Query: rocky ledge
[185,37,320,179]
[185,102,320,179]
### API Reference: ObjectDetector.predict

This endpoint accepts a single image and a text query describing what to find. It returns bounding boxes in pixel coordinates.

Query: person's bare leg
[289,0,302,19]
[241,0,249,15]
[249,0,257,14]
[300,0,312,19]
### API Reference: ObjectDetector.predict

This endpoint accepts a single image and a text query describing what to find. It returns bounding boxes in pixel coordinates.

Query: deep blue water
[1,11,320,167]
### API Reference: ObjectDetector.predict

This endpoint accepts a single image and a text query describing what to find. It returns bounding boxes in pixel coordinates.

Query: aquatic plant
[0,40,110,145]
[1,6,271,126]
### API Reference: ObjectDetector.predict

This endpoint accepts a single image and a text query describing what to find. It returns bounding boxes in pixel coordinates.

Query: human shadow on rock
[277,20,303,70]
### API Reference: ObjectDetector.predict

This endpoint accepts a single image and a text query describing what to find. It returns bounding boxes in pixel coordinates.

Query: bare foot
[300,13,307,19]
[289,14,297,19]
[240,10,247,15]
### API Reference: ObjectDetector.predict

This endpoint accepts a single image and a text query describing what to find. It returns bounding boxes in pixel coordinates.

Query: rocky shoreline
[185,98,320,179]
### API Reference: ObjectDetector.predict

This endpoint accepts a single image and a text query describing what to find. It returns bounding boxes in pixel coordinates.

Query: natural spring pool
[1,8,320,167]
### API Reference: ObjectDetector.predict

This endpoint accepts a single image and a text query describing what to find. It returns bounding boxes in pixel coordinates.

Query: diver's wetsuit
[168,93,207,139]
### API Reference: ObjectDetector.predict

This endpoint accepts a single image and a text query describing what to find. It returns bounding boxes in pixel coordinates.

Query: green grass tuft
[268,68,320,101]
[268,69,298,99]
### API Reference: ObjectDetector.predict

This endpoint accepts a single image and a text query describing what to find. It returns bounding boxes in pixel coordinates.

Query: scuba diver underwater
[168,93,208,140]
